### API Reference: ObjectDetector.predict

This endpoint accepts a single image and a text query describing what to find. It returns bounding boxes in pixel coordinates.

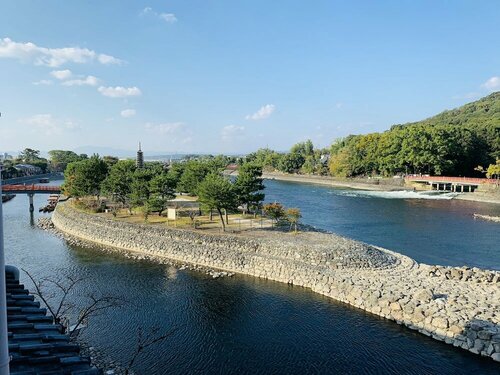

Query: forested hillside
[395,91,500,129]
[329,92,500,177]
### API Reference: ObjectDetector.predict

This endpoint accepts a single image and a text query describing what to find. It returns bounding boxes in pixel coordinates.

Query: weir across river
[405,175,498,193]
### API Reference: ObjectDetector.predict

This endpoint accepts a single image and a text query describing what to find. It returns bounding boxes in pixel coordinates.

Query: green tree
[129,168,153,208]
[245,148,284,171]
[30,160,49,173]
[168,163,186,187]
[48,150,84,172]
[329,148,353,177]
[63,156,109,198]
[18,148,48,172]
[101,160,136,206]
[291,140,314,158]
[177,161,210,195]
[102,156,119,168]
[276,140,314,174]
[300,155,316,174]
[148,173,177,215]
[234,162,265,215]
[19,148,41,163]
[197,173,237,231]
[278,153,305,174]
[206,155,234,172]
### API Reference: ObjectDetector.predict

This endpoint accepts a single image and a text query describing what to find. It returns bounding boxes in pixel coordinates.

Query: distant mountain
[71,146,202,161]
[394,91,500,129]
[144,154,190,161]
[72,146,136,158]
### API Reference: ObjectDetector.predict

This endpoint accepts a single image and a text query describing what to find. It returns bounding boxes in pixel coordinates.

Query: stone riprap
[52,202,500,362]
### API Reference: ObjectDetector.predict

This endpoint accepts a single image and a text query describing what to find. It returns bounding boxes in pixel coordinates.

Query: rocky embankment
[51,202,500,363]
[474,214,500,223]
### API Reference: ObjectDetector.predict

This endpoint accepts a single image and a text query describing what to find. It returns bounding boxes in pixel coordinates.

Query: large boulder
[413,288,434,303]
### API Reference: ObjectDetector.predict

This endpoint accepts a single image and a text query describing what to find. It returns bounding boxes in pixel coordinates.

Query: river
[2,178,499,374]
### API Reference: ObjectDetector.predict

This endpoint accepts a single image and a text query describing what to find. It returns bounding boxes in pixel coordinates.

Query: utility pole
[0,163,10,374]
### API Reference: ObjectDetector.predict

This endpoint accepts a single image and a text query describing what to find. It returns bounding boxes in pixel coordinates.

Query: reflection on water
[337,189,460,200]
[2,178,499,374]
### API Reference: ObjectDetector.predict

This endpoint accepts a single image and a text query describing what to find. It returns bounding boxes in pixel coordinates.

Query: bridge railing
[404,176,497,184]
[2,184,61,192]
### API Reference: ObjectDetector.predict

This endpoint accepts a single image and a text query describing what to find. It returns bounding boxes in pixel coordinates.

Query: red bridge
[2,184,62,212]
[405,176,497,185]
[1,184,62,194]
[405,175,498,193]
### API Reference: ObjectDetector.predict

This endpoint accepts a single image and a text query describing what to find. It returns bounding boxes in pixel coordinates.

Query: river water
[2,178,499,374]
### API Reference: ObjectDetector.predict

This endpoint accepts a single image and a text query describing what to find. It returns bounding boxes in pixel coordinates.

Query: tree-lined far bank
[242,92,499,179]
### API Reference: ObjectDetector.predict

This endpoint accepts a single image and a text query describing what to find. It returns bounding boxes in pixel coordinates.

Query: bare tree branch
[22,269,124,336]
[125,327,176,374]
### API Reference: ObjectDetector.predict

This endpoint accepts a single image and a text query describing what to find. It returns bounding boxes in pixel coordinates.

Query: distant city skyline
[0,1,499,154]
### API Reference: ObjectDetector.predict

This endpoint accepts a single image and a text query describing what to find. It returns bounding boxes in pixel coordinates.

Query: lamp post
[0,163,11,374]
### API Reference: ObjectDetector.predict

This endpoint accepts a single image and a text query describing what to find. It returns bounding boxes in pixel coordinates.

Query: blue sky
[0,1,499,155]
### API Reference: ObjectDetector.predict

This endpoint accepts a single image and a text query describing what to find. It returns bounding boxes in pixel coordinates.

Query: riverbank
[52,202,500,363]
[3,172,62,185]
[262,172,407,191]
[262,172,500,204]
[455,192,500,205]
[473,214,500,223]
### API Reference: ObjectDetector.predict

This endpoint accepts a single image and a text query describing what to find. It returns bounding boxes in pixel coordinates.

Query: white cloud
[64,120,80,130]
[98,54,122,65]
[0,37,122,67]
[141,7,177,23]
[120,109,136,118]
[50,70,98,86]
[221,125,245,141]
[246,104,275,120]
[62,75,99,86]
[22,114,54,128]
[145,122,192,144]
[50,69,72,80]
[454,76,499,100]
[145,122,184,134]
[98,86,142,98]
[159,13,177,23]
[481,76,500,92]
[18,114,80,136]
[335,102,344,109]
[32,79,53,86]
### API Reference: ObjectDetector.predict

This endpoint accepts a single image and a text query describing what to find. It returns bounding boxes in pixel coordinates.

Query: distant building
[319,154,330,165]
[136,143,144,169]
[14,164,42,175]
[0,152,13,161]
